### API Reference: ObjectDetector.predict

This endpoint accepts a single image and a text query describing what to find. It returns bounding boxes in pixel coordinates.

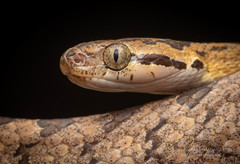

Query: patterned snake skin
[0,71,239,163]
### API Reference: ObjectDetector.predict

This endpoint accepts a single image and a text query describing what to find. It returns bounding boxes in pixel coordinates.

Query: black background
[2,3,240,118]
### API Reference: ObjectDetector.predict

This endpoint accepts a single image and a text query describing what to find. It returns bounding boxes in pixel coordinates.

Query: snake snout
[60,55,70,75]
[60,48,88,75]
[64,48,86,65]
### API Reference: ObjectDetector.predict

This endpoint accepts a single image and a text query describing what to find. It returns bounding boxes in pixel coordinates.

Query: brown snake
[0,38,240,163]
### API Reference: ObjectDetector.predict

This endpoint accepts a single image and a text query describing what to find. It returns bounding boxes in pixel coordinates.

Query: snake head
[60,38,206,94]
[60,39,139,92]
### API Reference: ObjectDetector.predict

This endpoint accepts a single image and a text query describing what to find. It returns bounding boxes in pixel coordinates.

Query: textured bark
[0,71,240,163]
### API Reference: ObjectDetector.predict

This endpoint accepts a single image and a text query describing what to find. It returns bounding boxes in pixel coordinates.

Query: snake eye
[103,43,131,70]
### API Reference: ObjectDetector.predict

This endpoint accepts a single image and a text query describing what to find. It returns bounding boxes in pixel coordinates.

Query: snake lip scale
[60,38,240,94]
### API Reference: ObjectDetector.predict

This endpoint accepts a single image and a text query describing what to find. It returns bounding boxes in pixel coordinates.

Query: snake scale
[1,38,240,163]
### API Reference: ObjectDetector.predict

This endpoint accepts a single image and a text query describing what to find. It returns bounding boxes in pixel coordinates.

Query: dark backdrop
[2,3,240,118]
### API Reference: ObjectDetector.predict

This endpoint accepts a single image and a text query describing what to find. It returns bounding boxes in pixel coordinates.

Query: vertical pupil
[113,49,119,63]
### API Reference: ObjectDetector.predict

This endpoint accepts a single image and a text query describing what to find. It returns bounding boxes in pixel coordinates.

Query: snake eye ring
[103,43,131,71]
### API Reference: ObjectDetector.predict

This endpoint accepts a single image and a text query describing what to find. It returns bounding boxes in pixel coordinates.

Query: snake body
[60,38,240,94]
[0,71,239,163]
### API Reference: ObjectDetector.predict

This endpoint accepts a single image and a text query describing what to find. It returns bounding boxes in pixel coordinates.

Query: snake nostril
[73,53,86,64]
[63,48,86,65]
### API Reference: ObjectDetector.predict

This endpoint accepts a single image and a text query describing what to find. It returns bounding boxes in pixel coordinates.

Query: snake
[60,38,240,94]
[1,38,240,163]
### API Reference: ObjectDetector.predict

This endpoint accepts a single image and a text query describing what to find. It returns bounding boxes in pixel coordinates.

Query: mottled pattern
[0,71,239,163]
[139,54,187,70]
[37,119,76,137]
[191,59,204,70]
[171,59,187,69]
[155,39,191,50]
[140,54,172,67]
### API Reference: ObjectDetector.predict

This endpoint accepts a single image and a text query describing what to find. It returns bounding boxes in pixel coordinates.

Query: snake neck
[188,42,240,83]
